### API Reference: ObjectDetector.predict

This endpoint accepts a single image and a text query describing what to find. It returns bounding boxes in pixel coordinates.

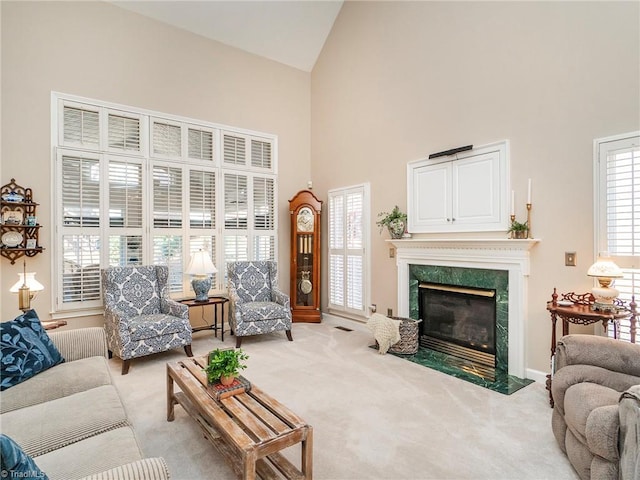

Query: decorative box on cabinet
[289,189,322,323]
[0,178,45,264]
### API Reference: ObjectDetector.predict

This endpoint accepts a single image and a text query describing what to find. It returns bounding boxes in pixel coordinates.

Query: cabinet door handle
[452,218,456,222]
[446,218,451,222]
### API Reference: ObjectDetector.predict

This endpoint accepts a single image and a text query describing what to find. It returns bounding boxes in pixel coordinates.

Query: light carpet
[108,316,579,480]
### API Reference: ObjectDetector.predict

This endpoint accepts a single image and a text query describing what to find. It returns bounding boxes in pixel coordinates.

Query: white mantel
[388,237,540,378]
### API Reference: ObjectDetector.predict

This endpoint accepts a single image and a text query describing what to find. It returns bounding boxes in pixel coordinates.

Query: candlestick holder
[510,214,516,239]
[526,203,532,239]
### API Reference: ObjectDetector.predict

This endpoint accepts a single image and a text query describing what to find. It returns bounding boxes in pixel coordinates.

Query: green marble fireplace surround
[389,238,540,395]
[406,264,532,394]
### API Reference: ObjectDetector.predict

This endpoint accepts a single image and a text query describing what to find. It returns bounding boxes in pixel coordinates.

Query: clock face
[296,207,314,232]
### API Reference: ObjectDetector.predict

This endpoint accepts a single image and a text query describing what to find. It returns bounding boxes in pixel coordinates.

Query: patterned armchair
[101,266,193,374]
[227,261,293,348]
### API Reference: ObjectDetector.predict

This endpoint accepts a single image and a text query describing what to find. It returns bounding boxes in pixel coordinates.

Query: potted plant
[508,220,529,239]
[376,205,407,239]
[204,348,249,385]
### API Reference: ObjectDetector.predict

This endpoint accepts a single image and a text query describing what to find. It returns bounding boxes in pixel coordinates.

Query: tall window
[595,132,639,342]
[53,94,277,315]
[328,184,370,319]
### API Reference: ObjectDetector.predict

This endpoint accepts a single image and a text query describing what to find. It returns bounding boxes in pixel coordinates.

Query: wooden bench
[167,357,313,480]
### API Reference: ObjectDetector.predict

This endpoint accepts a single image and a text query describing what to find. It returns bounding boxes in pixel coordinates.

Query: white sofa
[0,327,169,480]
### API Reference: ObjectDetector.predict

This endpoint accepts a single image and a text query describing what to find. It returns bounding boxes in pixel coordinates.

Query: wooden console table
[545,288,637,406]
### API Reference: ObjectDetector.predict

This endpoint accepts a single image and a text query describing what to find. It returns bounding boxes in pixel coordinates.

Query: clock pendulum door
[297,234,313,306]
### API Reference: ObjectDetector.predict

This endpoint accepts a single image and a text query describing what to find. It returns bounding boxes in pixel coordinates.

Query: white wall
[310,1,640,373]
[0,1,311,326]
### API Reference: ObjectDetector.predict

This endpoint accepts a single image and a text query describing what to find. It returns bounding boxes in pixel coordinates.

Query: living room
[1,1,639,479]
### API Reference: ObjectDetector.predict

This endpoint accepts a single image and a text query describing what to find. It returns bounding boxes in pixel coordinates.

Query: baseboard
[525,368,548,384]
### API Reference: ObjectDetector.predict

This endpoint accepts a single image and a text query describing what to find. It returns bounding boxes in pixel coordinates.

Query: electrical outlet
[389,248,395,258]
[565,252,577,266]
[387,308,393,317]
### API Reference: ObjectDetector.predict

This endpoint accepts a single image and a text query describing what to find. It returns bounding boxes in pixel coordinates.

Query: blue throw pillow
[0,434,49,480]
[0,310,64,391]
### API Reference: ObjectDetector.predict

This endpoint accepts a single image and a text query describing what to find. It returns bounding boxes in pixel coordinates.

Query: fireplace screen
[419,283,496,365]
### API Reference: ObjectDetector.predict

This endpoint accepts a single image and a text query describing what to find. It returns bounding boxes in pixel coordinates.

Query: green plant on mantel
[203,348,248,383]
[376,205,407,238]
[508,220,528,233]
[508,220,528,239]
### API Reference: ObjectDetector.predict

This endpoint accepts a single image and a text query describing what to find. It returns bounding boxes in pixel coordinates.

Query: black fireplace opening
[418,282,497,371]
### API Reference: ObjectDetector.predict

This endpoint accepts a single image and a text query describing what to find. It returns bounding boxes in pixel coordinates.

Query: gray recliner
[551,334,640,480]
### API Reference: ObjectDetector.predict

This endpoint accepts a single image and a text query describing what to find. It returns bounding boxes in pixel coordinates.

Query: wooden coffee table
[166,357,313,480]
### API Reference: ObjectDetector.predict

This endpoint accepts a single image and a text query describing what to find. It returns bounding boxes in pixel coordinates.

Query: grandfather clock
[289,190,322,323]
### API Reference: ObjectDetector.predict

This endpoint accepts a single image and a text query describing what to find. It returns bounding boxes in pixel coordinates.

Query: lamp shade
[10,272,45,293]
[587,252,624,310]
[186,250,217,276]
[587,253,624,279]
[186,250,216,302]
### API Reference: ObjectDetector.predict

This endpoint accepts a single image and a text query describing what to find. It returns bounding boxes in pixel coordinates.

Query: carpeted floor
[109,316,579,480]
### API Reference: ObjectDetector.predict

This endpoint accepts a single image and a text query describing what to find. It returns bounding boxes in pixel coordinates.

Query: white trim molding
[389,237,540,379]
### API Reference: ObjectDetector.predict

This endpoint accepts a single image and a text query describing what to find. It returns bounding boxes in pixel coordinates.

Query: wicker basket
[388,317,422,354]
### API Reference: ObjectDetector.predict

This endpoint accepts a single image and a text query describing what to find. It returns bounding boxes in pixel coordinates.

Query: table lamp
[186,250,217,302]
[10,261,45,311]
[587,252,624,312]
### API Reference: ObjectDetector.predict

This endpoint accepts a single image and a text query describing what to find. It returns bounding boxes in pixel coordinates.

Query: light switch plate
[565,252,577,266]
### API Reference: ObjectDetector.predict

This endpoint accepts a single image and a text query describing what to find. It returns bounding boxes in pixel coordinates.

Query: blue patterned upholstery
[227,261,292,347]
[101,266,192,374]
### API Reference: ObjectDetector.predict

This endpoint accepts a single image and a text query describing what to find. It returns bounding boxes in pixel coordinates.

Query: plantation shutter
[152,120,182,158]
[253,176,275,260]
[61,154,101,227]
[108,159,143,228]
[596,133,640,342]
[346,191,364,310]
[223,133,246,166]
[59,152,102,307]
[329,194,345,307]
[223,172,249,266]
[189,170,216,229]
[224,173,248,229]
[328,185,369,317]
[251,139,272,169]
[153,165,183,228]
[152,235,183,293]
[108,113,141,152]
[188,127,214,161]
[63,105,100,147]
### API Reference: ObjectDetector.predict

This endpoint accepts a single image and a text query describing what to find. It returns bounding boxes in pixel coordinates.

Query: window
[53,93,277,315]
[328,184,370,319]
[595,132,639,342]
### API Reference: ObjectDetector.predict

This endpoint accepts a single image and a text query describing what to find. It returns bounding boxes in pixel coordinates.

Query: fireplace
[389,237,539,382]
[419,282,497,379]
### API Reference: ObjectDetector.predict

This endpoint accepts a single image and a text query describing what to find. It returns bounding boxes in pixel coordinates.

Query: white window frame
[51,92,277,318]
[594,131,639,342]
[327,183,371,320]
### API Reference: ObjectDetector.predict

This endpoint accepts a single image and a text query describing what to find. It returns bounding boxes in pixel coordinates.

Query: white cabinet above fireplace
[407,140,509,233]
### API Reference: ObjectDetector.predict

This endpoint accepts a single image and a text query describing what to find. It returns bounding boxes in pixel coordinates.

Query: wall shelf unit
[0,178,45,264]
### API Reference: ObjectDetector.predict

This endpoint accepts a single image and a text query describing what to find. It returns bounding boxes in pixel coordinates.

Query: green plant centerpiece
[508,220,529,239]
[376,205,407,239]
[204,348,249,386]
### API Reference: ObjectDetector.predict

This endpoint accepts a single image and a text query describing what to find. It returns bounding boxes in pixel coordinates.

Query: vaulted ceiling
[111,1,344,72]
